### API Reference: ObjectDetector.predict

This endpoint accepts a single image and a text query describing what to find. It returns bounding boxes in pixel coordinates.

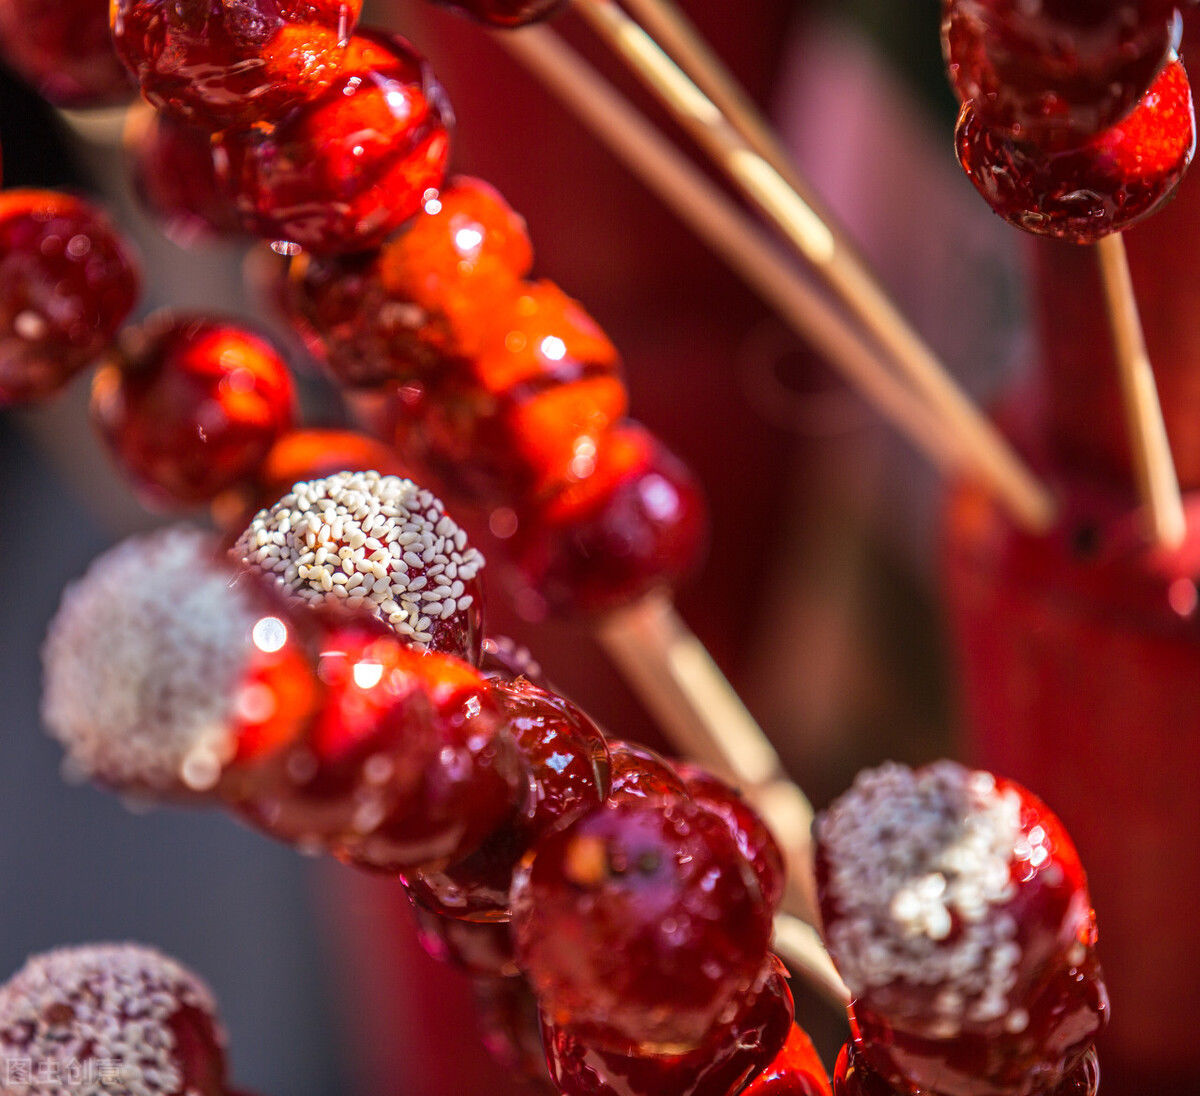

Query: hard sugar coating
[90,314,295,507]
[41,528,259,795]
[126,107,243,248]
[0,189,140,406]
[955,58,1195,243]
[512,796,772,1053]
[394,281,627,506]
[111,0,363,130]
[0,0,133,107]
[405,676,611,919]
[510,423,708,617]
[831,1040,1100,1096]
[942,0,1181,146]
[235,470,484,660]
[542,958,793,1096]
[0,943,226,1096]
[742,1022,832,1096]
[213,31,451,255]
[285,177,533,388]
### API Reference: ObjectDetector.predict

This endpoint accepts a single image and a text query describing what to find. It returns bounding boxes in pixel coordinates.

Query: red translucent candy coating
[0,189,140,406]
[111,0,362,130]
[0,0,133,107]
[606,739,688,801]
[126,107,243,247]
[393,283,627,506]
[955,58,1195,244]
[214,31,451,255]
[509,423,709,617]
[411,901,518,976]
[942,0,1180,146]
[285,177,531,388]
[232,608,523,870]
[742,1022,832,1096]
[473,976,552,1082]
[675,762,786,914]
[215,427,410,534]
[479,634,548,687]
[428,0,567,29]
[814,764,1107,1096]
[90,314,295,507]
[406,677,611,919]
[541,958,794,1096]
[831,1040,1100,1096]
[512,796,772,1053]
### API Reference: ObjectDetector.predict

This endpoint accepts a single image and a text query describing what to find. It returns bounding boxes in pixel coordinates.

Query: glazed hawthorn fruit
[607,739,689,801]
[405,677,611,919]
[126,106,244,247]
[474,975,552,1082]
[541,957,794,1096]
[955,58,1196,244]
[213,30,451,255]
[411,901,518,976]
[234,470,485,661]
[942,0,1181,146]
[90,313,295,507]
[512,795,772,1053]
[509,422,709,617]
[111,0,362,130]
[392,281,628,505]
[815,761,1108,1096]
[0,0,133,108]
[428,0,568,29]
[0,944,228,1096]
[676,762,786,915]
[831,1040,1101,1096]
[0,189,140,406]
[743,1022,833,1096]
[285,176,533,388]
[233,608,523,870]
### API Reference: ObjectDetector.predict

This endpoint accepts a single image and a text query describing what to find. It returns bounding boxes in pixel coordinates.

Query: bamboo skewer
[569,0,1055,534]
[1095,234,1187,549]
[773,912,851,1010]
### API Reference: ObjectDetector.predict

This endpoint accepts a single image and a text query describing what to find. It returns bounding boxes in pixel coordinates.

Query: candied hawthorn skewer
[815,762,1108,1096]
[948,7,1194,548]
[0,944,232,1096]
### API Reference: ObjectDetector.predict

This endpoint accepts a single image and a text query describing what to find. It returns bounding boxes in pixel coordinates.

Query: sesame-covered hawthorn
[284,177,534,388]
[512,795,774,1054]
[213,30,451,255]
[0,190,140,406]
[541,957,794,1096]
[42,527,317,799]
[955,57,1196,243]
[405,676,611,919]
[0,944,228,1096]
[815,762,1108,1096]
[111,0,363,130]
[234,470,485,661]
[942,0,1181,146]
[90,314,295,508]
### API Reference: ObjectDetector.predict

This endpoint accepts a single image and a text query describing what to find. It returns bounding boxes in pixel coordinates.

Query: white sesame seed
[233,472,484,652]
